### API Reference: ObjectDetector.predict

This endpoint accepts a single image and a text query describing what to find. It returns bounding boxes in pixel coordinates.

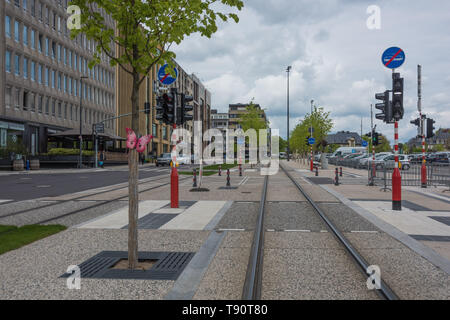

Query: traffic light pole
[418,65,427,188]
[392,120,401,210]
[171,90,179,209]
[310,100,314,172]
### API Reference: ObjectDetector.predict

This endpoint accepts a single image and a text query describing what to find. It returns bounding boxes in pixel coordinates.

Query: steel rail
[242,174,268,300]
[280,163,399,300]
[0,172,173,219]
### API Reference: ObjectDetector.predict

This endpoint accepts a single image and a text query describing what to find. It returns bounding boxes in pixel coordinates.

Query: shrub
[47,148,94,156]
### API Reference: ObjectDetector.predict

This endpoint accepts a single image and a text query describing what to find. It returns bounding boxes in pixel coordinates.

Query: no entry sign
[382,47,405,69]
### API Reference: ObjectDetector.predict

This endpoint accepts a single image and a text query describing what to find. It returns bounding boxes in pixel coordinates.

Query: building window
[74,79,77,96]
[58,44,61,61]
[63,47,66,64]
[58,73,61,90]
[23,57,28,78]
[19,0,24,9]
[51,70,55,88]
[52,42,56,59]
[38,95,43,113]
[45,67,49,86]
[45,37,49,56]
[38,34,42,52]
[15,88,20,109]
[69,50,72,67]
[64,75,67,93]
[5,50,11,73]
[45,6,49,25]
[31,0,35,16]
[31,60,35,81]
[152,124,157,137]
[64,103,67,119]
[23,25,28,46]
[45,97,49,115]
[58,102,62,118]
[15,20,20,42]
[23,91,29,111]
[38,64,42,84]
[31,29,35,49]
[38,1,42,20]
[5,86,12,108]
[5,16,11,38]
[15,54,20,75]
[52,99,55,116]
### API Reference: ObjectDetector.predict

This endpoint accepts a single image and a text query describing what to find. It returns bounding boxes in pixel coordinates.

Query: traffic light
[144,102,150,115]
[178,94,194,125]
[373,132,379,146]
[155,96,165,122]
[305,136,310,146]
[392,73,404,121]
[410,118,420,127]
[426,118,435,138]
[375,91,392,123]
[162,91,175,124]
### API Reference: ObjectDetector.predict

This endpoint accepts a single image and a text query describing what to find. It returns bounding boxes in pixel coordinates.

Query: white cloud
[173,0,450,143]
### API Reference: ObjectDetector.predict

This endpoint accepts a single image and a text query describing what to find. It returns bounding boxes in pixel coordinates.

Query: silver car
[376,154,410,170]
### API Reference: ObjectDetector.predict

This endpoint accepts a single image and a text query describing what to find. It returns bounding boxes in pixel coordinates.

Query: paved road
[0,165,186,201]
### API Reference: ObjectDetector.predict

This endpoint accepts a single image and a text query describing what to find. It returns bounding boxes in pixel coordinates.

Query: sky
[173,0,450,143]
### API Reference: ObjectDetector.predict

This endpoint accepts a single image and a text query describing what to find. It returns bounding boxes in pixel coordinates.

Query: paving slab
[265,202,325,232]
[214,201,259,231]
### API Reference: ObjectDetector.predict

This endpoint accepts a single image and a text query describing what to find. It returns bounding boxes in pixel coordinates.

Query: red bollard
[218,165,222,176]
[171,166,179,208]
[392,167,402,210]
[239,164,242,176]
[339,167,343,177]
[421,163,427,188]
[310,159,314,172]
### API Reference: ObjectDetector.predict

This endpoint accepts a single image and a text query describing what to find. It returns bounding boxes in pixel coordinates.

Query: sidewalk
[0,163,154,175]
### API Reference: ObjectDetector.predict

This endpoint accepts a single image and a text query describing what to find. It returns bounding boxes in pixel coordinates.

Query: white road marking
[217,228,245,232]
[284,229,311,232]
[0,200,12,204]
[350,230,378,233]
[301,177,312,185]
[36,185,51,188]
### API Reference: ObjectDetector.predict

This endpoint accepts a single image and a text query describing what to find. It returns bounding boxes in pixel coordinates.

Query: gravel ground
[265,202,325,231]
[0,229,209,299]
[214,202,259,230]
[193,231,253,300]
[317,203,379,232]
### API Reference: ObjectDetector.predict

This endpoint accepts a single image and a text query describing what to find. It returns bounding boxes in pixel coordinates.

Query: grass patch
[0,224,67,255]
[179,171,217,176]
[203,163,238,170]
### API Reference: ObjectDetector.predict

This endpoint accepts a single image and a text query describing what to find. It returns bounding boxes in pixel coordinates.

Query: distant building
[407,128,450,150]
[227,103,267,130]
[325,131,363,147]
[210,109,228,135]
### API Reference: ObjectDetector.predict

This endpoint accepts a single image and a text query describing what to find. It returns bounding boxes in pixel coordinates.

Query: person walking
[99,151,105,168]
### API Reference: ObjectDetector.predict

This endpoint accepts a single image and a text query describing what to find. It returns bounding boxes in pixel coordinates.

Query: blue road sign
[382,47,405,69]
[352,149,356,153]
[308,138,315,145]
[158,64,178,85]
[362,140,368,147]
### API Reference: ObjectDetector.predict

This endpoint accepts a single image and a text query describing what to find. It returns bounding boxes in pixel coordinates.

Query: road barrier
[315,166,319,176]
[373,163,450,188]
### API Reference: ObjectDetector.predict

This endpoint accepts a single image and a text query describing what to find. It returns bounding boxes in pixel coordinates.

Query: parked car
[377,154,411,170]
[155,153,172,166]
[177,154,191,165]
[432,152,450,165]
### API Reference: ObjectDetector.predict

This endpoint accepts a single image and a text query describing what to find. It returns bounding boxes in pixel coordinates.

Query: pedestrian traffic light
[373,132,379,146]
[144,102,150,115]
[375,91,392,123]
[392,73,404,121]
[426,118,435,138]
[178,94,194,125]
[410,118,420,127]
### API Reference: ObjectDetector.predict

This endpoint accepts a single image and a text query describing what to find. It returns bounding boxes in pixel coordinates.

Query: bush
[47,148,94,156]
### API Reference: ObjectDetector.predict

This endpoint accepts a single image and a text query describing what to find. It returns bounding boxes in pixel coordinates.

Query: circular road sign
[308,137,316,145]
[362,140,368,147]
[382,47,405,69]
[158,64,178,85]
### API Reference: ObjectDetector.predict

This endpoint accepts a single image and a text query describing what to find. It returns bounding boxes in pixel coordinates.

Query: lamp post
[79,76,88,168]
[310,99,314,171]
[286,66,291,161]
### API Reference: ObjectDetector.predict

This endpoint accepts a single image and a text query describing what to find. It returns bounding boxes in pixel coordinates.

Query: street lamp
[286,66,291,161]
[310,99,314,171]
[79,76,88,169]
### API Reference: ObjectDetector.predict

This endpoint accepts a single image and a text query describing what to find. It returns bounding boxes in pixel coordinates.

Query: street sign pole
[418,65,427,188]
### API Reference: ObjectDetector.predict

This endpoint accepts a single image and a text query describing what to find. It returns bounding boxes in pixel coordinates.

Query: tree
[290,106,333,155]
[70,0,243,268]
[375,134,391,153]
[238,101,268,163]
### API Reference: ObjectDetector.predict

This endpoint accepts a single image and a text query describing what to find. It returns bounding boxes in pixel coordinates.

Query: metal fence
[372,163,450,188]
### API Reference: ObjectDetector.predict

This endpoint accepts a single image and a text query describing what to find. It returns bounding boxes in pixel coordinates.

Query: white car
[176,154,191,165]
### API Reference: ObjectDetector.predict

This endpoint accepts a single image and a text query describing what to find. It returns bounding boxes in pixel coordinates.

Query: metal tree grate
[60,251,195,280]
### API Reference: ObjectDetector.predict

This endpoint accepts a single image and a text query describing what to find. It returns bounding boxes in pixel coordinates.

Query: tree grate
[60,251,195,280]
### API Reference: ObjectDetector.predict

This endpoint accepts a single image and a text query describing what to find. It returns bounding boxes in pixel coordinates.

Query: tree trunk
[128,71,140,269]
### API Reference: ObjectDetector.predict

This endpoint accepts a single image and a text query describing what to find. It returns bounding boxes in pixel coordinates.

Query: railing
[372,163,450,187]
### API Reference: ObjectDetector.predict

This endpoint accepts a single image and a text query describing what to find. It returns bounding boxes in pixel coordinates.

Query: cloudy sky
[173,0,450,143]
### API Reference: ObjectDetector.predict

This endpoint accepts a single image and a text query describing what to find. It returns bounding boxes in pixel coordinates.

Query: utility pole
[286,66,291,161]
[310,99,314,171]
[418,64,427,188]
